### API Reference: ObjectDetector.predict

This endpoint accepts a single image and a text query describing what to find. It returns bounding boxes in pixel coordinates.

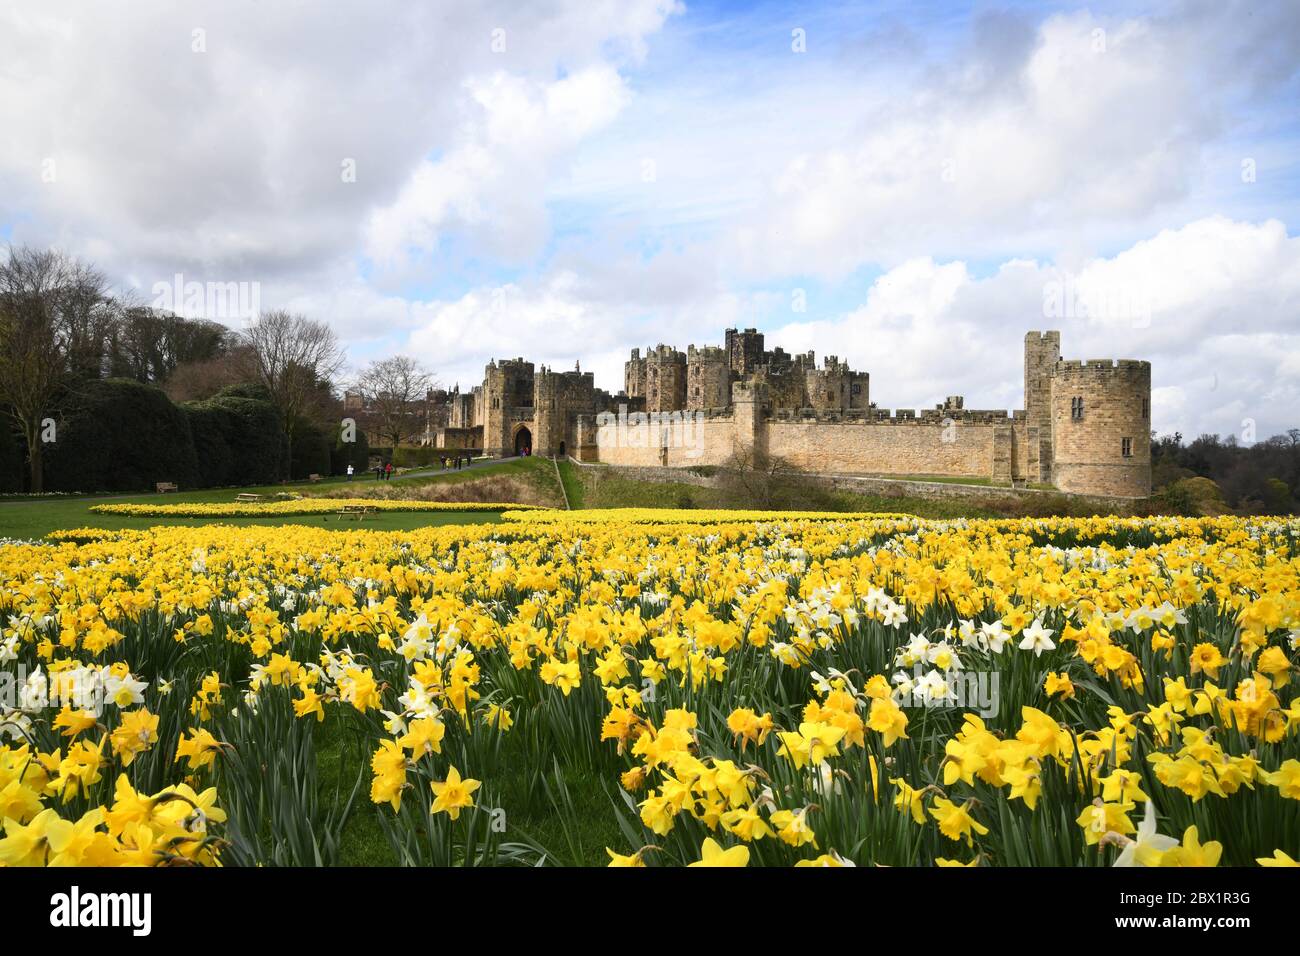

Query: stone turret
[725,327,765,375]
[687,345,730,410]
[644,345,687,413]
[624,348,647,400]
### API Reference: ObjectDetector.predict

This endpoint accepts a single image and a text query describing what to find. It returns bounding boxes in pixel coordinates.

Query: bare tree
[0,246,111,492]
[110,307,231,383]
[718,442,797,509]
[164,344,256,402]
[354,355,436,449]
[238,310,345,469]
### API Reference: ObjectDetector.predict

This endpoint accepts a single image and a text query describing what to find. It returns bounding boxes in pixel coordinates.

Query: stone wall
[430,426,481,449]
[766,418,999,476]
[589,411,740,468]
[587,408,1005,480]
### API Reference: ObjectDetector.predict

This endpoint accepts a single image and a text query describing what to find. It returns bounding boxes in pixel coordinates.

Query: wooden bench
[308,473,323,482]
[336,505,378,520]
[235,493,266,503]
[155,482,178,493]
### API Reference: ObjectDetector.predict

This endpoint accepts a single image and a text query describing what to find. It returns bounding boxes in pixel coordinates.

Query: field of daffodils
[1,511,1297,867]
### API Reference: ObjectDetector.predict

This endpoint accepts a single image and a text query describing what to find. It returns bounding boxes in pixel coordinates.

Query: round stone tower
[1049,359,1151,497]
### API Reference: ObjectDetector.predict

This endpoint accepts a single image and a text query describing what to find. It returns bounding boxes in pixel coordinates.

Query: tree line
[1153,430,1300,514]
[0,245,438,493]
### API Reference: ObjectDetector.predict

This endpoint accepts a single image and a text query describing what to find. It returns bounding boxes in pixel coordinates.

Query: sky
[2,0,1298,439]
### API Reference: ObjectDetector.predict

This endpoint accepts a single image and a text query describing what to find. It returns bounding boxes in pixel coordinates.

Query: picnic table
[335,504,378,520]
[155,482,178,493]
[235,493,266,502]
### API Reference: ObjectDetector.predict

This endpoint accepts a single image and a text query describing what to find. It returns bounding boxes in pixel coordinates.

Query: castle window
[1121,437,1133,458]
[1141,398,1149,419]
[851,383,861,396]
[1071,396,1084,420]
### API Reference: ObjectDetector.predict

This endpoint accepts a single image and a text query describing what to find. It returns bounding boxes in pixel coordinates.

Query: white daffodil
[980,620,1010,654]
[1154,601,1188,628]
[916,669,955,703]
[957,619,978,646]
[813,760,842,797]
[1113,801,1179,867]
[1018,619,1056,657]
[19,669,48,711]
[927,640,962,672]
[881,602,908,628]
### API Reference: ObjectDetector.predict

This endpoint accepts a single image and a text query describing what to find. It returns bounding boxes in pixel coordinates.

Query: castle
[429,328,1152,497]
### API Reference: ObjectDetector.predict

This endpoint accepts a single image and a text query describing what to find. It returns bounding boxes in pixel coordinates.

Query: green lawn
[555,458,585,509]
[0,473,507,539]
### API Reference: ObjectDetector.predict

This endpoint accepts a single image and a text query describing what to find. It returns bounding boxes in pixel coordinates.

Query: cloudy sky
[2,0,1298,439]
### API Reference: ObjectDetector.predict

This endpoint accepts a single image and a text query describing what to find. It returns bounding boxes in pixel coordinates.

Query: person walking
[346,464,354,481]
[385,461,393,480]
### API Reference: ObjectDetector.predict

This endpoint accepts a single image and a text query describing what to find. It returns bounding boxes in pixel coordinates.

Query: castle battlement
[646,344,685,362]
[1055,358,1152,373]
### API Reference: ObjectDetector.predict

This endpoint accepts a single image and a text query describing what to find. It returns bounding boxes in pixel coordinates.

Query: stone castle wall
[766,418,1000,476]
[589,412,1015,481]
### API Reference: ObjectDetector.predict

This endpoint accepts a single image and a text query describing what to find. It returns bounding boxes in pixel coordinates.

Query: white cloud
[729,6,1298,277]
[363,66,631,265]
[0,0,677,283]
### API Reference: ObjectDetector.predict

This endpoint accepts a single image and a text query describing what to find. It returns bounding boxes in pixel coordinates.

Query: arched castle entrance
[513,425,532,456]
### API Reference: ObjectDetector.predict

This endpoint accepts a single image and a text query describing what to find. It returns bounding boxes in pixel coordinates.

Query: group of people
[343,462,390,481]
[341,455,473,482]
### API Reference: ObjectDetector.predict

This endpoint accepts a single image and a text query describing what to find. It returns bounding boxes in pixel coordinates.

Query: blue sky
[2,0,1298,435]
